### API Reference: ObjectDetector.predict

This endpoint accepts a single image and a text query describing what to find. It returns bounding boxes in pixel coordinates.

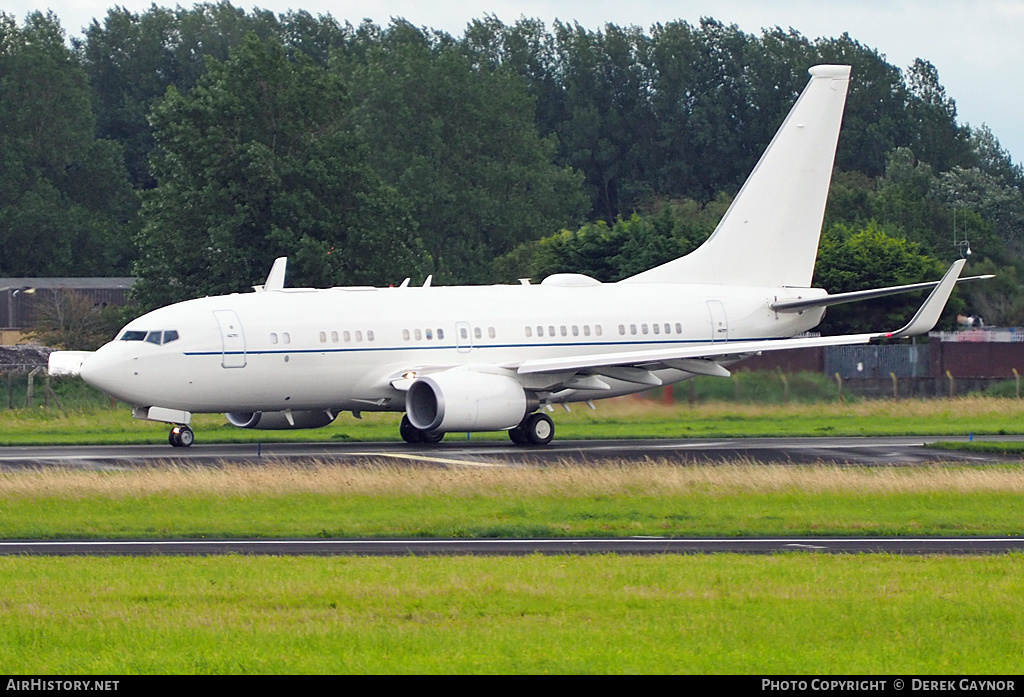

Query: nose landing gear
[169,424,195,447]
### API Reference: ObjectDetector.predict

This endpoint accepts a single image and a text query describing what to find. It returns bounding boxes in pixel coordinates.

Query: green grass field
[2,554,1021,674]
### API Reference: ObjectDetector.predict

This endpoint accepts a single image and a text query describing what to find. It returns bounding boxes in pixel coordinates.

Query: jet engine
[225,409,337,430]
[406,370,536,432]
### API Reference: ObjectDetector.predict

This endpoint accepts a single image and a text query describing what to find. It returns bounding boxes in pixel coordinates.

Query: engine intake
[225,409,337,430]
[406,371,534,432]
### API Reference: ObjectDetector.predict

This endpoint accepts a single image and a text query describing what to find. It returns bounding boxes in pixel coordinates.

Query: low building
[0,278,135,345]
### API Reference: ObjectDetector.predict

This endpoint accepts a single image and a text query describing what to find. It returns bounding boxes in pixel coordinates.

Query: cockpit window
[121,330,180,344]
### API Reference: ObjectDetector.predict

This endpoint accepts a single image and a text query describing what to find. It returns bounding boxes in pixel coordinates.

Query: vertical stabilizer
[622,65,851,288]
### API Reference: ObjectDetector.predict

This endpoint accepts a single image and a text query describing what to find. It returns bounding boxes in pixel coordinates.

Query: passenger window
[675,323,682,334]
[583,325,590,337]
[403,329,410,341]
[595,325,603,337]
[488,327,495,339]
[548,325,555,337]
[474,327,482,339]
[344,331,351,342]
[331,331,339,343]
[426,329,433,340]
[641,324,648,335]
[368,330,375,341]
[270,333,278,345]
[653,324,660,335]
[560,326,567,337]
[415,329,422,341]
[664,323,671,334]
[438,329,445,340]
[630,324,637,335]
[537,326,544,337]
[319,331,327,343]
[525,326,532,338]
[283,332,291,344]
[355,331,363,342]
[618,325,625,335]
[460,327,468,340]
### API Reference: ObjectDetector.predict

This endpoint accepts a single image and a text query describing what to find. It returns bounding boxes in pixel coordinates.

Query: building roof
[0,278,135,290]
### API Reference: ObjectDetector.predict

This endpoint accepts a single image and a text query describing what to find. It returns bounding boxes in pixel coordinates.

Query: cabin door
[707,300,729,342]
[214,310,247,368]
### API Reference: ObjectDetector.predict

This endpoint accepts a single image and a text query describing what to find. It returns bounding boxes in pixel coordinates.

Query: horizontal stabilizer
[772,271,992,313]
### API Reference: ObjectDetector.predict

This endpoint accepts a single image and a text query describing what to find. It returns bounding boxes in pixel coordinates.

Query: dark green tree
[814,221,953,333]
[345,20,587,284]
[134,34,425,308]
[0,11,136,276]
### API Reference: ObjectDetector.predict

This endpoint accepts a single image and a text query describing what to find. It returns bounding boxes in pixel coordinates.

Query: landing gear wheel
[169,425,194,448]
[400,414,423,444]
[420,430,445,444]
[400,414,446,445]
[522,412,554,446]
[508,425,528,445]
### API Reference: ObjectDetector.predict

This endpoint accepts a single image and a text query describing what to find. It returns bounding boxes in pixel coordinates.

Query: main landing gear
[398,411,555,446]
[169,424,194,448]
[399,414,445,444]
[508,412,554,446]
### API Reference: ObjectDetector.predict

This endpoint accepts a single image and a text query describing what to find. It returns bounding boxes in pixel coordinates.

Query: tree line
[2,3,1023,331]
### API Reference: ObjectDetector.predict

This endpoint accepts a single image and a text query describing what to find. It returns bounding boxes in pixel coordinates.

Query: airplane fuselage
[81,280,825,414]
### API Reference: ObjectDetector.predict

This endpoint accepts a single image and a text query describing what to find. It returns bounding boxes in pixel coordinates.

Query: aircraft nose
[80,345,133,399]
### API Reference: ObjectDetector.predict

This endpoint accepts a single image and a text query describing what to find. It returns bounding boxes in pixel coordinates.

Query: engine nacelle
[225,409,337,430]
[406,371,535,432]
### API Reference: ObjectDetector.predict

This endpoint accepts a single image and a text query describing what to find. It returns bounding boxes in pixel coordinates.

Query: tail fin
[622,64,851,288]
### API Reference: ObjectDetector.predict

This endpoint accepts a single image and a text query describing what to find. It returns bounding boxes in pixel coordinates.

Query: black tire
[400,414,423,444]
[508,425,528,445]
[169,429,181,447]
[523,412,554,445]
[421,430,445,444]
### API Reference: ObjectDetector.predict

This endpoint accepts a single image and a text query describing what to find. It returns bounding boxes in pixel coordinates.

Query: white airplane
[49,65,984,447]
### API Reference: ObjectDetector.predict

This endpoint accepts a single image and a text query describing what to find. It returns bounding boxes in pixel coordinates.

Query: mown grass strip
[1,554,1021,674]
[4,394,1024,445]
[3,462,1023,539]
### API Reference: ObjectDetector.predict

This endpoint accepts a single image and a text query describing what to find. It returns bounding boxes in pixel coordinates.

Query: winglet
[885,259,965,339]
[263,257,288,292]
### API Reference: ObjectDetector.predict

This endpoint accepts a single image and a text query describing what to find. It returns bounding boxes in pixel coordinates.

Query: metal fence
[824,344,931,379]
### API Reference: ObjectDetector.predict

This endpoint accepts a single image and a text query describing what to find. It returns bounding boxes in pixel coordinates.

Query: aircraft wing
[515,259,965,378]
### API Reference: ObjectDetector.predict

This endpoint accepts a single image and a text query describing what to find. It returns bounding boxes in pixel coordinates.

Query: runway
[2,537,1023,556]
[0,434,1019,469]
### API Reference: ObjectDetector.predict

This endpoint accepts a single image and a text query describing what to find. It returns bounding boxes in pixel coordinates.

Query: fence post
[6,373,11,409]
[835,372,843,405]
[662,384,674,405]
[25,366,43,408]
[1014,368,1020,399]
[890,372,899,401]
[778,369,790,406]
[946,370,956,398]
